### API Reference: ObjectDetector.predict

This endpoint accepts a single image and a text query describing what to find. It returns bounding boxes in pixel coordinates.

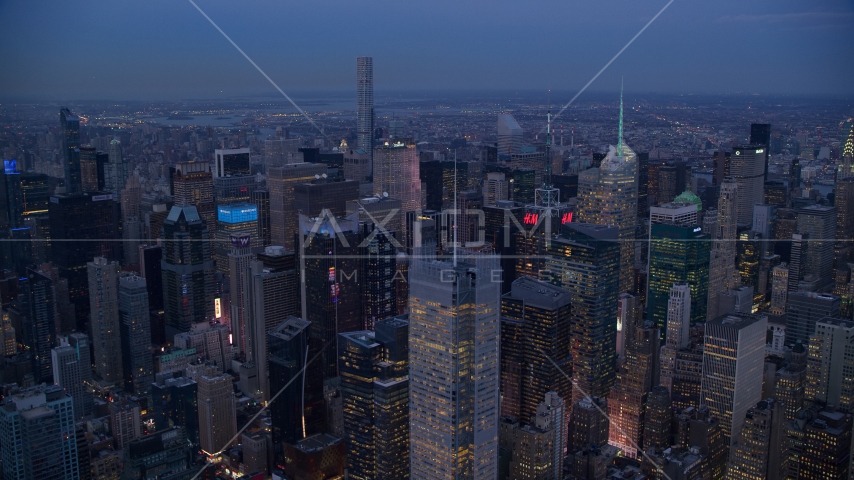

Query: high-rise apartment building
[805,317,854,412]
[500,277,572,424]
[267,163,327,249]
[785,292,840,346]
[161,205,216,333]
[198,373,237,455]
[88,257,123,384]
[51,334,94,419]
[119,275,153,396]
[700,313,767,447]
[545,223,621,402]
[60,107,83,195]
[409,252,500,479]
[0,385,80,480]
[357,56,374,158]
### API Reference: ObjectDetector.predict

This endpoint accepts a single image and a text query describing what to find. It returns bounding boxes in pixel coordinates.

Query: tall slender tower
[357,57,374,161]
[706,176,740,320]
[118,275,153,396]
[576,84,638,294]
[60,107,82,195]
[409,252,500,479]
[88,257,123,384]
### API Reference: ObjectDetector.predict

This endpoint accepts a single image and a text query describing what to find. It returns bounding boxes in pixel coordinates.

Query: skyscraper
[338,330,383,479]
[88,257,123,384]
[51,334,94,419]
[151,373,199,447]
[357,57,374,159]
[499,276,572,424]
[119,275,153,396]
[0,385,80,480]
[700,313,767,447]
[497,114,523,156]
[796,204,837,290]
[661,282,692,393]
[409,252,500,479]
[729,145,766,227]
[214,203,260,275]
[171,161,216,238]
[198,373,237,455]
[268,317,323,463]
[805,317,854,411]
[707,176,740,320]
[60,107,82,195]
[647,201,710,331]
[576,104,638,294]
[373,139,422,227]
[725,398,786,480]
[161,205,216,333]
[785,292,840,346]
[299,213,364,380]
[267,163,327,249]
[49,192,122,329]
[372,317,411,479]
[545,223,621,402]
[104,140,127,197]
[214,147,250,177]
[246,248,300,399]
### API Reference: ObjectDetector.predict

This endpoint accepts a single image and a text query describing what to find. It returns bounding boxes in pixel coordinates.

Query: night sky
[2,0,852,100]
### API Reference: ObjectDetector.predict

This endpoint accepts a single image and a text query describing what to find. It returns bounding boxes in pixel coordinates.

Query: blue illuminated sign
[217,203,258,224]
[3,160,16,174]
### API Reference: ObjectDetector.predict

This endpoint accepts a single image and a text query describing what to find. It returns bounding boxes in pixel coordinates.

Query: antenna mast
[453,149,458,267]
[617,76,624,157]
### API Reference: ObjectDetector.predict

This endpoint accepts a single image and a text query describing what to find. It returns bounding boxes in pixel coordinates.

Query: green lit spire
[617,76,624,157]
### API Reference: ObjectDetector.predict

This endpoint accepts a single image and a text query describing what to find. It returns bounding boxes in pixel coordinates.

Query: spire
[545,109,552,187]
[844,123,854,159]
[617,76,624,157]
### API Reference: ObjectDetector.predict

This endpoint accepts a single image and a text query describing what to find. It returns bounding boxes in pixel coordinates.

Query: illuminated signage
[3,160,16,174]
[328,267,336,282]
[330,283,339,303]
[693,227,702,233]
[523,213,539,225]
[91,194,113,202]
[561,212,574,224]
[756,149,764,154]
[392,141,405,147]
[230,235,251,247]
[214,298,222,318]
